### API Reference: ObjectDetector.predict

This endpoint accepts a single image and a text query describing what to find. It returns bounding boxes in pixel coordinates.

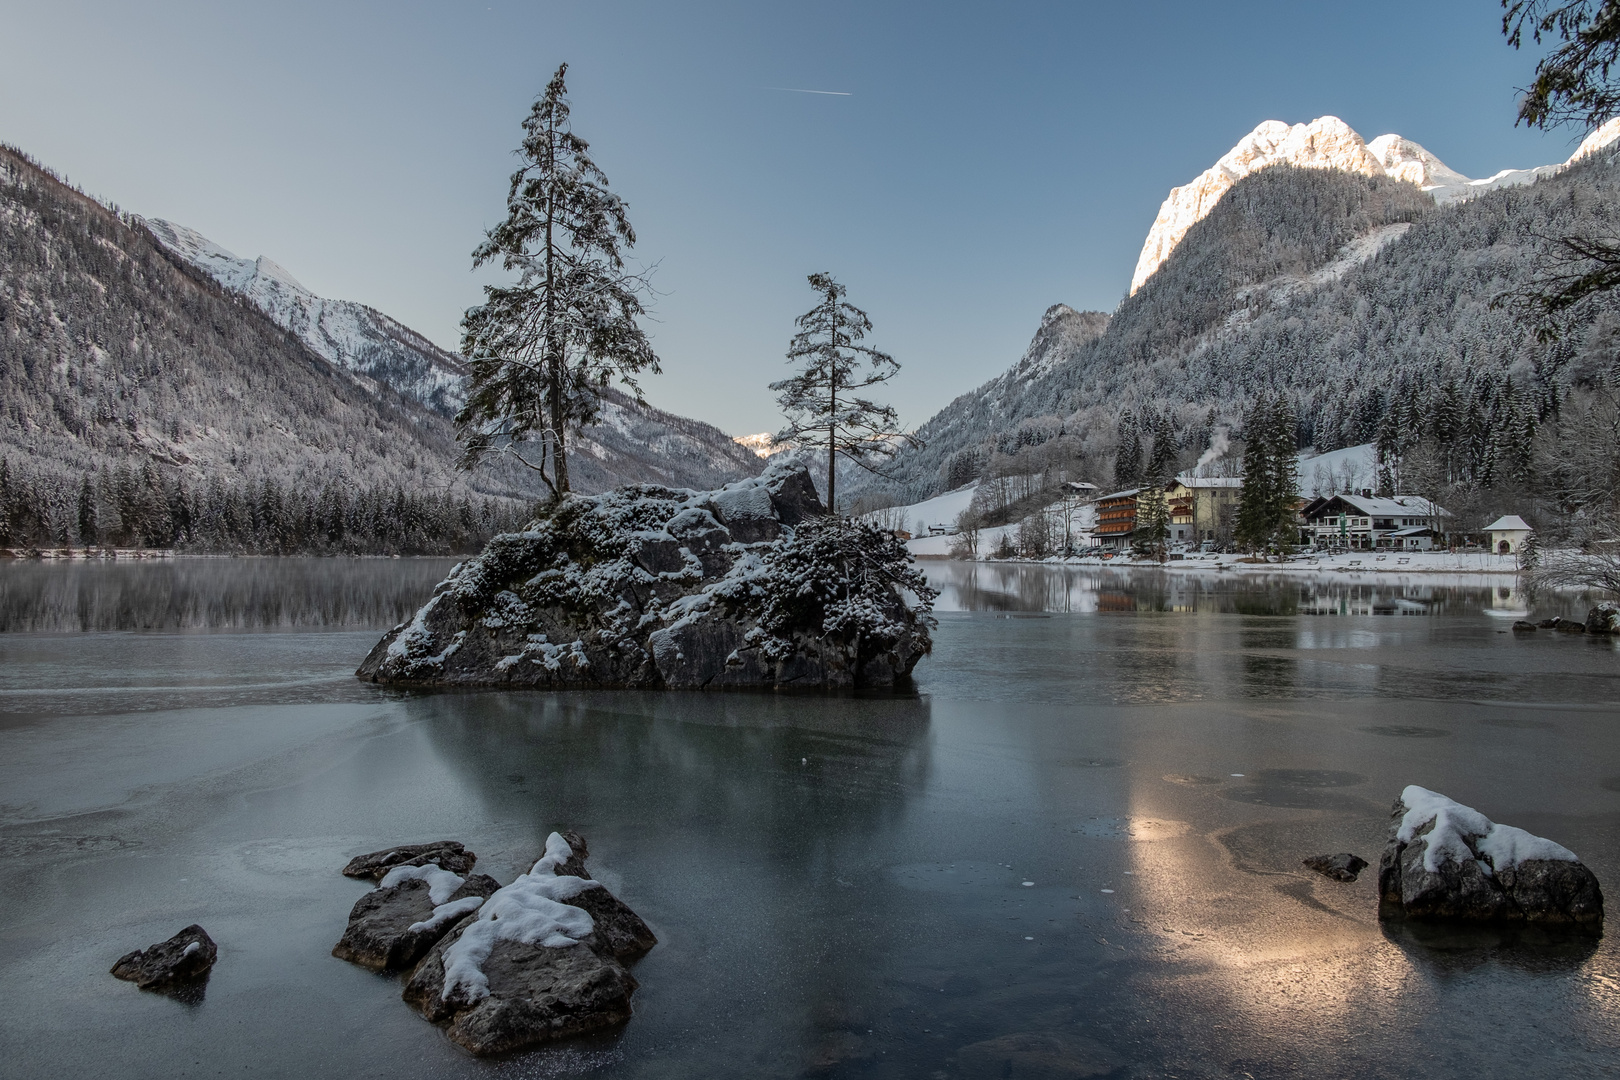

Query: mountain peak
[1129,116,1620,295]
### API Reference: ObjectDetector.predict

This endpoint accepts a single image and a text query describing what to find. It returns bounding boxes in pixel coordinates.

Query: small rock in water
[1537,618,1561,629]
[1378,786,1603,925]
[111,924,216,989]
[402,831,657,1056]
[1512,620,1537,633]
[342,840,476,880]
[1303,853,1369,882]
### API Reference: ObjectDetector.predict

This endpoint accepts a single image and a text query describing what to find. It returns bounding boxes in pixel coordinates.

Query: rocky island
[357,460,935,690]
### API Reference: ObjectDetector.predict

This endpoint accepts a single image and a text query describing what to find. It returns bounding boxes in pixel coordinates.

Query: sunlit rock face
[1129,115,1620,294]
[1130,117,1385,295]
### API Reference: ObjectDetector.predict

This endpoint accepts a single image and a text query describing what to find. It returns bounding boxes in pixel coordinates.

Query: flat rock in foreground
[403,832,655,1056]
[1378,786,1603,925]
[111,924,217,988]
[333,864,501,971]
[342,840,476,880]
[355,460,933,691]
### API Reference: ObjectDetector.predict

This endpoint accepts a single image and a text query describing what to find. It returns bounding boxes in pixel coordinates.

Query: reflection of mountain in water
[0,558,456,631]
[927,563,1541,618]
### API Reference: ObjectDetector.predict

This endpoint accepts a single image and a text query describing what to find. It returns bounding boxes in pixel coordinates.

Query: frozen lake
[1,558,1617,1078]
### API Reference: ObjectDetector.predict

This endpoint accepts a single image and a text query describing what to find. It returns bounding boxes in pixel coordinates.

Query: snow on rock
[356,458,935,690]
[1131,116,1620,294]
[402,831,656,1057]
[1378,786,1602,925]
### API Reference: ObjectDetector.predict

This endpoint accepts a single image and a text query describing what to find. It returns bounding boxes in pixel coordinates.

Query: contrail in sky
[765,86,852,96]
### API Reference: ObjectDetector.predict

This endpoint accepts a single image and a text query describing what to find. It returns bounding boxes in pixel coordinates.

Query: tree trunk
[543,113,570,498]
[826,288,837,515]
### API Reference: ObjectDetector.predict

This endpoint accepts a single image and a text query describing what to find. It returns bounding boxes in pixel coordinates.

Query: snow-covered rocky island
[356,460,935,690]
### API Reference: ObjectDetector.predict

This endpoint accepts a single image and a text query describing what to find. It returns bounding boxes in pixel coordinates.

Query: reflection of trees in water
[0,558,457,631]
[412,691,934,1074]
[414,691,931,869]
[928,563,1527,617]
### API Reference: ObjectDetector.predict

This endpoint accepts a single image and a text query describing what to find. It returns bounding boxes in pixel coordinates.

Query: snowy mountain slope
[141,218,763,494]
[1131,115,1620,293]
[143,218,467,417]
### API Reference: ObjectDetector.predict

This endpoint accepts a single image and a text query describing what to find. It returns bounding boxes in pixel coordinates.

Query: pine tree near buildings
[1235,394,1299,551]
[1267,394,1300,550]
[457,63,659,499]
[772,272,913,514]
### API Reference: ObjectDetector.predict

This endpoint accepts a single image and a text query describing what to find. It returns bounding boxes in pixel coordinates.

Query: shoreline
[917,551,1527,575]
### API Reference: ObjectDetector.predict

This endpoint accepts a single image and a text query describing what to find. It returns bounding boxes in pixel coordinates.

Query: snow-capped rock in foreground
[1130,115,1620,294]
[402,831,657,1056]
[1378,785,1603,925]
[356,458,935,690]
[142,218,468,416]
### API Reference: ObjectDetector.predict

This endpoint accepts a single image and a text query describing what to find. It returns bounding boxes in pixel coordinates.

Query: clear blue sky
[0,0,1587,436]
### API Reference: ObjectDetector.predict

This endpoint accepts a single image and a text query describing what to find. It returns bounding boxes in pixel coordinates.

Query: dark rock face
[1586,601,1620,634]
[111,924,217,988]
[355,460,933,691]
[1303,853,1369,882]
[1557,619,1588,633]
[333,871,501,971]
[1377,787,1603,925]
[402,832,656,1056]
[406,938,637,1056]
[342,840,476,880]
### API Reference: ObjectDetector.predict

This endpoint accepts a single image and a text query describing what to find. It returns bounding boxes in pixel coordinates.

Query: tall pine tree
[772,273,912,513]
[457,63,659,498]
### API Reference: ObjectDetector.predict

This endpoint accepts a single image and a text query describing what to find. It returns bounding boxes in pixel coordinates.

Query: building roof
[1095,488,1140,502]
[1387,526,1438,537]
[1484,515,1532,532]
[1309,493,1452,518]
